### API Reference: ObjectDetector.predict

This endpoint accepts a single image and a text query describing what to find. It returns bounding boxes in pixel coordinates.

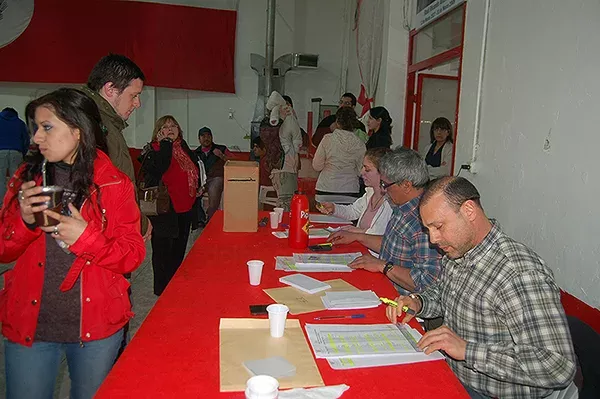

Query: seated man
[312,92,366,148]
[195,127,232,221]
[329,147,442,296]
[388,176,576,398]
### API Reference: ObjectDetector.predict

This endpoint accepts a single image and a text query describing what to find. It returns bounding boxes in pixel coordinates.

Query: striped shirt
[379,195,443,295]
[419,221,576,398]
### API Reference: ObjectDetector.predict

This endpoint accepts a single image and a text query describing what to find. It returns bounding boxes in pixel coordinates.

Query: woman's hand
[40,203,88,246]
[316,202,334,215]
[18,181,50,225]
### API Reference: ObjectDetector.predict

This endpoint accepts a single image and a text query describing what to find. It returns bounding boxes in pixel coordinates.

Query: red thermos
[289,191,309,249]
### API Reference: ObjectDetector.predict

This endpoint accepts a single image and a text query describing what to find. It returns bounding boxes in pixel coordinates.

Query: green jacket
[80,85,149,235]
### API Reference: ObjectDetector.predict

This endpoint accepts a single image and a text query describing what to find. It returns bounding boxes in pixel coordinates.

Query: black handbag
[137,149,171,216]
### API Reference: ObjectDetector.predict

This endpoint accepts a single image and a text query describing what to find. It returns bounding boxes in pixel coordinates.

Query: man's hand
[417,326,467,360]
[142,219,153,242]
[327,230,359,245]
[40,204,88,246]
[386,295,422,324]
[213,148,225,159]
[348,253,385,273]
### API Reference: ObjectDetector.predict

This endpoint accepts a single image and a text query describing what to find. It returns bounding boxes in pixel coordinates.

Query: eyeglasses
[380,180,400,190]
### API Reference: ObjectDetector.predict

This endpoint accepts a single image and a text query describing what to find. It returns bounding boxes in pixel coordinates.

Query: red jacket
[0,150,145,346]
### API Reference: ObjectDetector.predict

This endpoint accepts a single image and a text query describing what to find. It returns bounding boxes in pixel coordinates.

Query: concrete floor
[0,228,203,399]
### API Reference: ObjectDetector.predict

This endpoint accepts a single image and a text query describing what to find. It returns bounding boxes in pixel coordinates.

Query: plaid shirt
[379,195,442,295]
[419,221,576,398]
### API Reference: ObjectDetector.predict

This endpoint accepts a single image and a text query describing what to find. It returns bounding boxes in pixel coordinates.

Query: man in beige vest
[81,54,151,240]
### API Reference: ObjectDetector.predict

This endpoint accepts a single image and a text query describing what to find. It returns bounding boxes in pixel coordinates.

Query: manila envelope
[219,318,324,392]
[263,279,359,315]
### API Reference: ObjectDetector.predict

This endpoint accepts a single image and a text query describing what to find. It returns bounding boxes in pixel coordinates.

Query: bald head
[422,176,483,212]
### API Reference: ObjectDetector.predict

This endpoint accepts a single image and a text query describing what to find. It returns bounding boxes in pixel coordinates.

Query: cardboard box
[223,161,259,232]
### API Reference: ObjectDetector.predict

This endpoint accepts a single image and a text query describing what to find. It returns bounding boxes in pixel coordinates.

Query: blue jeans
[4,329,123,399]
[0,149,23,206]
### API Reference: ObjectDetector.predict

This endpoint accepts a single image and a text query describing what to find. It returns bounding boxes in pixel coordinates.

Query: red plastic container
[289,191,309,249]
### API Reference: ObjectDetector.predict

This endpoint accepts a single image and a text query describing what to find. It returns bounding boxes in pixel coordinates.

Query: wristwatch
[382,261,394,275]
[408,293,422,310]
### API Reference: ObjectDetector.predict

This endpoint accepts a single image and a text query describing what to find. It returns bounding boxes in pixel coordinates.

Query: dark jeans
[151,212,191,296]
[205,176,223,221]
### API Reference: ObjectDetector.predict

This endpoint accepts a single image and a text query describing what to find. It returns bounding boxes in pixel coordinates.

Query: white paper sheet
[275,257,354,273]
[321,290,381,310]
[309,214,353,224]
[293,253,362,269]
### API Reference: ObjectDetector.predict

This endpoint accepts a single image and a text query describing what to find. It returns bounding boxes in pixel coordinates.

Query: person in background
[0,107,29,207]
[0,88,145,399]
[252,136,272,187]
[365,106,393,149]
[312,107,366,197]
[140,116,200,296]
[312,92,366,148]
[387,176,576,399]
[327,148,442,315]
[422,117,454,178]
[81,54,151,242]
[283,95,309,151]
[195,127,232,222]
[317,147,393,253]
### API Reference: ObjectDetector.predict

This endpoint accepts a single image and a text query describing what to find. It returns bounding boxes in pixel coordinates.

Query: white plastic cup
[245,375,279,399]
[269,211,279,229]
[247,260,265,286]
[273,207,284,223]
[266,304,289,338]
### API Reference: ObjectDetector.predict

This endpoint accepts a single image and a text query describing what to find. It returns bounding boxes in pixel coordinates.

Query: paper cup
[269,211,279,229]
[247,260,264,286]
[273,207,284,223]
[267,304,289,338]
[245,375,279,399]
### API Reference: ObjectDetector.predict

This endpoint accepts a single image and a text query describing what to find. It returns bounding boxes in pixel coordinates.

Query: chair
[259,186,278,209]
[567,315,600,399]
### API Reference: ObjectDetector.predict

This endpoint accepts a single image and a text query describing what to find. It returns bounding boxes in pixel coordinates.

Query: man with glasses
[328,147,442,300]
[386,176,576,399]
[312,92,366,148]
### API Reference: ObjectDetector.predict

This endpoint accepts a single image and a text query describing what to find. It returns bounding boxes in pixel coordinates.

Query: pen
[316,242,332,247]
[314,314,365,320]
[379,297,416,316]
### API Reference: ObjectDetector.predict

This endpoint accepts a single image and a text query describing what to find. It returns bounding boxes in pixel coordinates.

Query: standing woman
[0,88,145,399]
[140,115,200,296]
[365,106,393,150]
[422,117,454,178]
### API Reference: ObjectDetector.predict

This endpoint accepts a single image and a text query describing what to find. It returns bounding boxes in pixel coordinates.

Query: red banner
[0,0,236,93]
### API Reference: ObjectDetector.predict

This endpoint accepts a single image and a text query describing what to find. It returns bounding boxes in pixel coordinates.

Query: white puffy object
[0,0,34,49]
[266,91,303,173]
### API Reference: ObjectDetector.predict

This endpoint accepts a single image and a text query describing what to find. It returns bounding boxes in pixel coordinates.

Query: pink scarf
[172,138,199,197]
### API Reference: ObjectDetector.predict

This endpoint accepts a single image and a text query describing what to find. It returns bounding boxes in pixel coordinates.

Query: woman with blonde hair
[139,115,201,296]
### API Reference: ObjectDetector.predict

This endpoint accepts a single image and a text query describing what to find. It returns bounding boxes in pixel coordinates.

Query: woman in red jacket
[0,88,145,399]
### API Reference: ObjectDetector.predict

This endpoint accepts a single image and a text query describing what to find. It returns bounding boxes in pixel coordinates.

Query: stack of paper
[293,252,362,269]
[321,290,381,310]
[243,356,296,378]
[274,256,354,273]
[272,228,331,239]
[304,323,445,370]
[279,274,331,294]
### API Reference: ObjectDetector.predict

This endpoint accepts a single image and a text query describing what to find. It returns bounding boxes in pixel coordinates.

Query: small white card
[279,274,331,294]
[243,356,296,378]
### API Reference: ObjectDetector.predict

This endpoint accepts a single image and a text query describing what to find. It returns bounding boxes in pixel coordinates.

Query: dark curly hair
[335,107,359,131]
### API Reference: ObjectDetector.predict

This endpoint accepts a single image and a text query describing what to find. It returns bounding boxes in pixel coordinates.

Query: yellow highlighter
[379,297,416,315]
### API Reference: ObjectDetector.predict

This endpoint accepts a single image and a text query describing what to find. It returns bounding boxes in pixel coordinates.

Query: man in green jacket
[81,54,151,240]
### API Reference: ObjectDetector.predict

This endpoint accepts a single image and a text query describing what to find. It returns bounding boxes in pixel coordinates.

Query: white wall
[456,0,600,307]
[0,0,362,150]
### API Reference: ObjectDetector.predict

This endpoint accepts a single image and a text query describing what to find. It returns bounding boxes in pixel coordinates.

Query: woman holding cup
[0,88,145,399]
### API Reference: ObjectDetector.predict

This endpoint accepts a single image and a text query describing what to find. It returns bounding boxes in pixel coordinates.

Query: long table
[96,211,468,398]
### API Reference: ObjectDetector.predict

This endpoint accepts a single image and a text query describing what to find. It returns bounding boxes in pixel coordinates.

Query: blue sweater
[0,109,29,154]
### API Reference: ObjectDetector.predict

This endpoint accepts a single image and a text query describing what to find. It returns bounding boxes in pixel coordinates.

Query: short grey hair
[379,147,430,189]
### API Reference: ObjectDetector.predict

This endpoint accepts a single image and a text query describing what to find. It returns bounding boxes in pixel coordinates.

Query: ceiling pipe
[264,0,276,111]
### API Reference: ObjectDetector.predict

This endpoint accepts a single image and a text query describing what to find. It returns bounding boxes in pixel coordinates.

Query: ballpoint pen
[379,297,416,315]
[314,314,366,320]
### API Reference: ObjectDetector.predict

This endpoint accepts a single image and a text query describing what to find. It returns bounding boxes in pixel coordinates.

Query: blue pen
[314,314,366,320]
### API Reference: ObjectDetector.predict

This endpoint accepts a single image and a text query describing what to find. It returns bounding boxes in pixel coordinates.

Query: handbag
[137,148,171,216]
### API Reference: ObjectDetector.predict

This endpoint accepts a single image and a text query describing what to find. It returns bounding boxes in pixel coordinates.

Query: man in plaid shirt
[387,177,576,398]
[329,147,442,295]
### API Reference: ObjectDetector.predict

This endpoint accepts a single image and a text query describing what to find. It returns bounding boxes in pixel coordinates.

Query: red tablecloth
[96,211,468,398]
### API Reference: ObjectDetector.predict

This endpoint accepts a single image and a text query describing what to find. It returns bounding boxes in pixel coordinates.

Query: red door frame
[403,4,466,175]
[413,73,460,155]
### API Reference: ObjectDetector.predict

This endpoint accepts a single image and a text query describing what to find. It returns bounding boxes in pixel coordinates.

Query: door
[413,73,459,172]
